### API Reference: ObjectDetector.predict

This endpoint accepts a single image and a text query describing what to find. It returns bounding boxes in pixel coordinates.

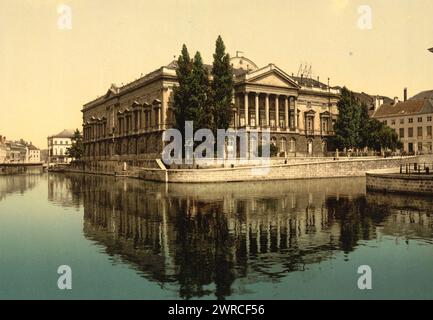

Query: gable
[247,69,300,89]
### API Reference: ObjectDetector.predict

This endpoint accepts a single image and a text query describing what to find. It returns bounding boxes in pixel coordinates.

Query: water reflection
[49,174,433,299]
[0,173,42,202]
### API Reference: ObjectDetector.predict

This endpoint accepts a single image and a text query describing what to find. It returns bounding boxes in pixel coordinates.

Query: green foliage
[358,102,370,149]
[365,118,402,151]
[334,87,361,149]
[66,129,83,159]
[173,46,212,138]
[334,87,402,153]
[174,37,235,138]
[211,35,234,133]
[174,44,193,134]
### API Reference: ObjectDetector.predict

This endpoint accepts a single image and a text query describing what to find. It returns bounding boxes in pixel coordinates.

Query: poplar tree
[334,87,361,150]
[189,51,212,131]
[174,44,193,135]
[211,36,234,133]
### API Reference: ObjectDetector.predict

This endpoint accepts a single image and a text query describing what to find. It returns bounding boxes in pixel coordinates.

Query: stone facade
[373,90,433,154]
[47,129,74,164]
[81,55,340,163]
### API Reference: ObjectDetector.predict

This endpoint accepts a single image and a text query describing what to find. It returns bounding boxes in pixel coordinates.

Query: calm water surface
[1,172,433,299]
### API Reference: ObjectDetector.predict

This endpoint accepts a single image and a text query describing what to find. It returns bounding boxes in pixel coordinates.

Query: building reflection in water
[0,171,42,202]
[48,174,433,299]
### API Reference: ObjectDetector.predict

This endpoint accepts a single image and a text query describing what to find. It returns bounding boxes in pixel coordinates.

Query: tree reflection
[46,174,433,299]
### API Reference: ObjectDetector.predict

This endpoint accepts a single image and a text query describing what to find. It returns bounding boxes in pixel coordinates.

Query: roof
[373,99,431,118]
[410,90,433,100]
[50,129,75,138]
[165,59,247,77]
[291,76,328,89]
[27,144,39,151]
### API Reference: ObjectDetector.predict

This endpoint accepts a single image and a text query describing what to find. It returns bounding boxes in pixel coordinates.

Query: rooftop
[49,129,75,139]
[373,91,433,118]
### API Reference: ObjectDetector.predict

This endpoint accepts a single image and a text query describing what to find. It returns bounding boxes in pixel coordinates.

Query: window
[400,118,405,124]
[427,126,432,138]
[306,117,314,131]
[417,127,423,137]
[391,120,396,125]
[383,120,388,125]
[280,138,287,152]
[289,138,296,152]
[408,128,413,137]
[428,116,432,122]
[418,142,423,152]
[418,117,423,123]
[427,142,433,152]
[408,118,413,123]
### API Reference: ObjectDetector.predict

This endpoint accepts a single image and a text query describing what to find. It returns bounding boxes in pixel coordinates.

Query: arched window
[289,138,296,152]
[307,139,313,155]
[321,139,327,153]
[280,137,287,152]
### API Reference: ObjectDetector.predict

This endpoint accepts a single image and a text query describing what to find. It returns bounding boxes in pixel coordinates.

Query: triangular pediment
[245,65,300,89]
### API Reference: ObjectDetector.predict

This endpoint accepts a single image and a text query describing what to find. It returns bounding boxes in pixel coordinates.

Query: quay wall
[366,172,433,196]
[0,163,43,175]
[64,157,416,183]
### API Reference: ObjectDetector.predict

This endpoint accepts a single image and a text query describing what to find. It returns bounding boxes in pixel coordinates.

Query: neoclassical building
[82,55,340,162]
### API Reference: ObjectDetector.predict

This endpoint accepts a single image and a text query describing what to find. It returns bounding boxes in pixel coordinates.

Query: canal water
[1,172,433,300]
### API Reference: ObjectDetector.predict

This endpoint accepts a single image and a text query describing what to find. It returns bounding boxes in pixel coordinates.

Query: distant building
[373,90,433,154]
[47,129,75,164]
[0,135,7,163]
[6,141,27,163]
[27,144,41,163]
[352,91,393,116]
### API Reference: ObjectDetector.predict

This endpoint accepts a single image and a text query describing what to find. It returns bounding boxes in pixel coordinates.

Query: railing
[400,163,433,175]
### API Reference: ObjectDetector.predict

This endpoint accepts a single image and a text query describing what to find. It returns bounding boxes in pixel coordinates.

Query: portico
[232,64,301,134]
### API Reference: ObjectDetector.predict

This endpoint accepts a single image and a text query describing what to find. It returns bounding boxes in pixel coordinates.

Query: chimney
[394,97,399,105]
[404,88,408,101]
[374,96,379,110]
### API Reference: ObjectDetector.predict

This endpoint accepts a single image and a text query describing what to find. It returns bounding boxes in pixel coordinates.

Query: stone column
[294,98,298,131]
[158,105,162,130]
[161,88,167,130]
[265,94,270,126]
[275,95,279,129]
[285,96,289,130]
[244,92,249,126]
[255,93,259,127]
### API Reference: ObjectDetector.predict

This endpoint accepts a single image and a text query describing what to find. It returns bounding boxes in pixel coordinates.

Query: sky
[0,0,432,148]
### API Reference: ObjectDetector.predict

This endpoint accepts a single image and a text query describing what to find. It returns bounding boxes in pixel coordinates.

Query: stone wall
[67,156,416,183]
[366,172,433,196]
[163,157,415,183]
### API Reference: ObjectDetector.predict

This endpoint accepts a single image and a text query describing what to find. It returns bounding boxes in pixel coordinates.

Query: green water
[0,173,432,300]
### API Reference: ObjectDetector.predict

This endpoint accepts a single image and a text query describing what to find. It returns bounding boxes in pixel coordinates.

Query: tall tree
[189,51,212,131]
[334,87,361,150]
[211,35,234,133]
[66,129,83,160]
[358,102,370,149]
[173,44,193,135]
